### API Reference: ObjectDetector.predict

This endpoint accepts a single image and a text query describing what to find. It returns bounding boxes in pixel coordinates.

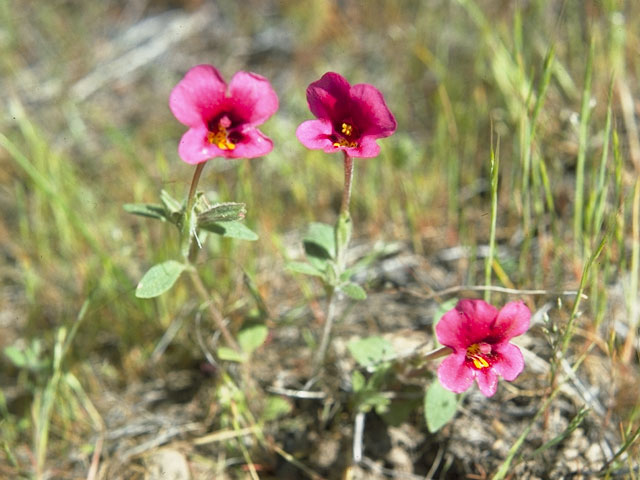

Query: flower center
[466,343,491,370]
[207,116,236,151]
[332,122,358,148]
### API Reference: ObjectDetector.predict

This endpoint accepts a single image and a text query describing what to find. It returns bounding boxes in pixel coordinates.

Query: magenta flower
[169,64,278,164]
[436,299,531,397]
[296,72,396,158]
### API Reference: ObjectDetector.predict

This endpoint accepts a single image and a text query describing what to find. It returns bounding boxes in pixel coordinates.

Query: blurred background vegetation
[1,0,639,478]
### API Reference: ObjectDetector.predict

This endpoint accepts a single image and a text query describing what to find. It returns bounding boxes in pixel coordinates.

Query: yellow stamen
[341,122,353,136]
[471,356,489,369]
[332,139,358,148]
[466,343,490,370]
[207,122,236,150]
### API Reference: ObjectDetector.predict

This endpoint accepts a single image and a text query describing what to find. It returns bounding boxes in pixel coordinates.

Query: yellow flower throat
[207,118,236,151]
[466,343,490,370]
[333,122,358,148]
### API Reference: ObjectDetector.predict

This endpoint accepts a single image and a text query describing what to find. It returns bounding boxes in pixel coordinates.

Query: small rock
[146,448,191,480]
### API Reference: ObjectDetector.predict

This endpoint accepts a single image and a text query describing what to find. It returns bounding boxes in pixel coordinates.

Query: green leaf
[303,222,335,261]
[424,379,457,432]
[381,397,421,426]
[335,211,352,261]
[351,370,366,392]
[341,282,367,300]
[123,203,167,221]
[217,347,246,363]
[261,396,292,422]
[135,260,187,298]
[199,220,258,241]
[4,345,27,368]
[359,391,390,414]
[198,202,247,225]
[237,324,268,355]
[348,336,396,368]
[286,261,324,277]
[160,189,183,215]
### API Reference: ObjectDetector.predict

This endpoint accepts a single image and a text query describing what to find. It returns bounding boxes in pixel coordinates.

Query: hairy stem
[187,162,206,213]
[308,287,338,385]
[340,152,354,215]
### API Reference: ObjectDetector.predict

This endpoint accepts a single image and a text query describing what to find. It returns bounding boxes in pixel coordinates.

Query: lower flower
[436,299,531,397]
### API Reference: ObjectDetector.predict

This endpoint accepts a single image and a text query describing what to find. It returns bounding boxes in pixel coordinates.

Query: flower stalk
[296,72,397,381]
[184,162,240,352]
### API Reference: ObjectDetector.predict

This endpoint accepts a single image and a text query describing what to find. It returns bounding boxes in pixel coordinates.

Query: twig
[119,423,201,462]
[271,443,325,480]
[193,427,258,446]
[86,433,103,480]
[194,311,218,367]
[352,411,365,463]
[407,284,588,301]
[189,270,240,352]
[266,386,326,400]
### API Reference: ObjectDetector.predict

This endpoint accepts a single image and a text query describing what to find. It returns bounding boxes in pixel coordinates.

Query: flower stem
[340,152,354,215]
[187,162,206,213]
[184,162,240,353]
[421,346,453,361]
[307,287,337,386]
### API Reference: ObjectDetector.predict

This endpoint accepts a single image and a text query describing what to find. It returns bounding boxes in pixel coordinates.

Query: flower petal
[436,299,495,350]
[345,135,381,158]
[475,368,499,397]
[437,353,474,393]
[350,83,397,138]
[492,343,525,381]
[177,127,220,164]
[228,71,279,125]
[491,301,531,342]
[306,72,352,121]
[169,65,227,128]
[296,119,335,151]
[230,128,274,159]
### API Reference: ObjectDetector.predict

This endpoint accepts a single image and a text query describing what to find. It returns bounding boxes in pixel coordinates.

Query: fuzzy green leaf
[341,282,367,300]
[237,324,268,355]
[286,261,324,277]
[351,370,366,392]
[123,203,167,221]
[199,220,258,241]
[135,261,187,298]
[303,222,335,261]
[348,336,396,368]
[198,202,247,225]
[424,379,457,432]
[160,189,183,215]
[261,396,292,422]
[217,347,246,363]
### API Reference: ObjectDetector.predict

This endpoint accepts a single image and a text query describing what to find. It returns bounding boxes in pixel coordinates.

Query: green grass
[1,0,639,478]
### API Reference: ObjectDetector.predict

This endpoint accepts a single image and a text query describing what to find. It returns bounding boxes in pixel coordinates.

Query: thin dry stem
[189,270,240,352]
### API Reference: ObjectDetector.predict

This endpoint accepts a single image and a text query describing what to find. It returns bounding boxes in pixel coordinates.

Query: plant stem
[187,162,206,213]
[189,269,240,352]
[340,152,354,215]
[307,287,337,386]
[307,152,356,385]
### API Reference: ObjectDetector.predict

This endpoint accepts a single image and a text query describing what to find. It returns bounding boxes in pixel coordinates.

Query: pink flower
[296,72,396,158]
[169,65,278,164]
[436,299,531,397]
